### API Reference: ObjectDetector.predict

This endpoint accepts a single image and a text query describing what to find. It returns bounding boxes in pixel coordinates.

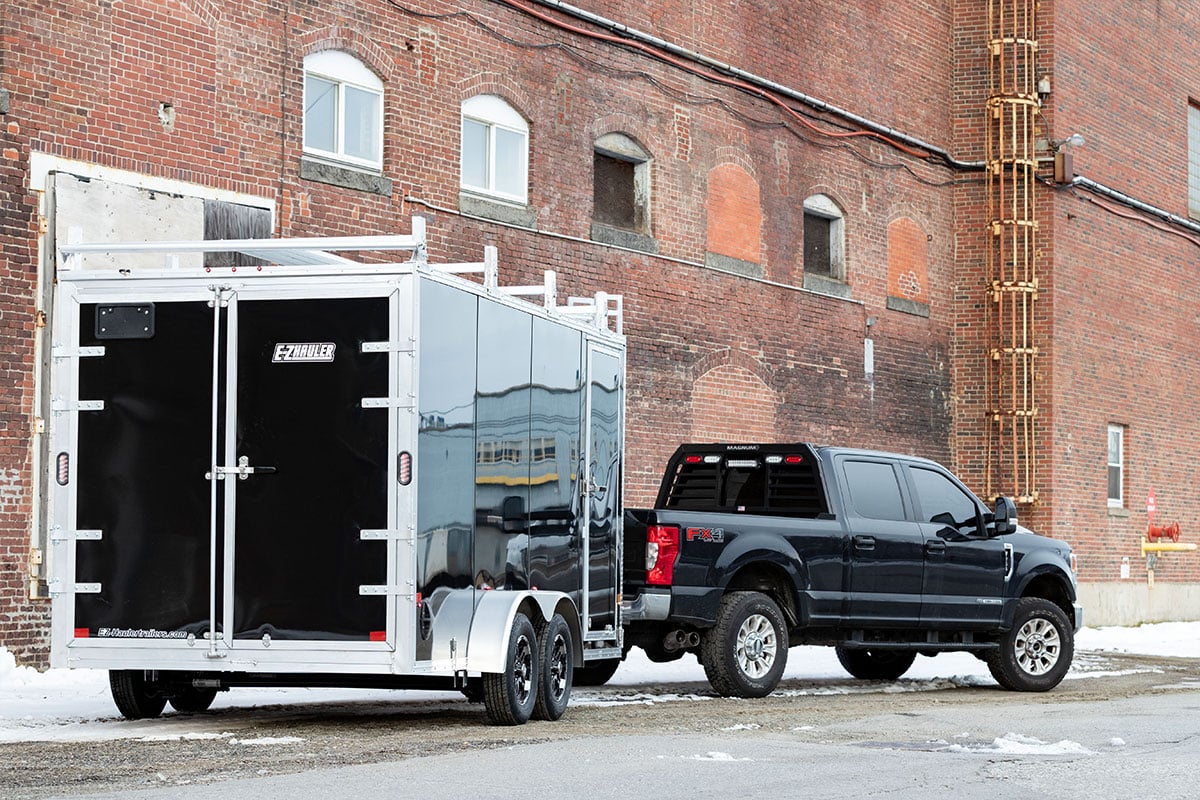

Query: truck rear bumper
[622,589,671,622]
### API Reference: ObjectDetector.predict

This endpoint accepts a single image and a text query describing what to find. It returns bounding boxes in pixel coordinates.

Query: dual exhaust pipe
[662,629,700,652]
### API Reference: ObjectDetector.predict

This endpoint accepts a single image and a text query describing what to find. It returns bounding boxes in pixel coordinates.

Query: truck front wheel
[835,647,916,680]
[986,597,1073,692]
[700,591,788,698]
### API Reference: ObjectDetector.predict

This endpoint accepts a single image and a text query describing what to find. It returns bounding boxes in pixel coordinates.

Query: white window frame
[1190,103,1200,220]
[1107,424,1124,507]
[303,50,384,171]
[803,193,846,280]
[461,94,529,204]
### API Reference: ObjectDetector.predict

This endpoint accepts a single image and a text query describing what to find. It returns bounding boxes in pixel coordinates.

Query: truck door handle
[853,535,876,551]
[925,540,947,555]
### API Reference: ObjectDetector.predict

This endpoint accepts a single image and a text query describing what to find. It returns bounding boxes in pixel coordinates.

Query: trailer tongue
[46,218,625,725]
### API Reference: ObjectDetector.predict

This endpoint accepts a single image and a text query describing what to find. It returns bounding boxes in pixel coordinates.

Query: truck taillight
[646,524,680,586]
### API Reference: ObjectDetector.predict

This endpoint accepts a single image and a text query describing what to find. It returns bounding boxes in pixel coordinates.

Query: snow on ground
[0,621,1196,744]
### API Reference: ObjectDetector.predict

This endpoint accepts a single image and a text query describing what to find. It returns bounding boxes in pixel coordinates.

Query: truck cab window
[842,460,905,521]
[910,466,981,536]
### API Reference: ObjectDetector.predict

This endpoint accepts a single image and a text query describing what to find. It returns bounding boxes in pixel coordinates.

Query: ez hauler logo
[272,342,336,363]
[686,527,725,543]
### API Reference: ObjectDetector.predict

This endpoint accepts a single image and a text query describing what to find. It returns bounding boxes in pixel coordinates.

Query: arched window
[303,51,384,170]
[461,94,529,203]
[803,194,845,282]
[593,133,651,234]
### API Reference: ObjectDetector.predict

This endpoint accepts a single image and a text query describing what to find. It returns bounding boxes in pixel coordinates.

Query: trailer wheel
[700,591,788,698]
[482,611,538,725]
[834,647,916,680]
[168,687,218,713]
[109,670,167,720]
[532,614,573,721]
[986,597,1073,692]
[572,657,621,687]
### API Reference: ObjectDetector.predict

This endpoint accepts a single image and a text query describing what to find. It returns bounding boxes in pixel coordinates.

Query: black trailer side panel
[75,301,218,636]
[232,297,389,641]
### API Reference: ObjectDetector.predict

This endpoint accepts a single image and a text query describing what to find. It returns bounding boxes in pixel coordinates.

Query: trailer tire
[986,597,1073,692]
[834,647,916,680]
[532,614,573,721]
[572,658,621,687]
[482,612,538,725]
[168,687,218,713]
[109,670,167,720]
[700,591,788,698]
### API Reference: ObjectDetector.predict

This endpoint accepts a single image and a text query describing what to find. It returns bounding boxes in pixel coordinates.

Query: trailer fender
[466,590,580,674]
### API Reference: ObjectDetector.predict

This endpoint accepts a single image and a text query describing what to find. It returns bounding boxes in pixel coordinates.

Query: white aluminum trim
[361,397,415,409]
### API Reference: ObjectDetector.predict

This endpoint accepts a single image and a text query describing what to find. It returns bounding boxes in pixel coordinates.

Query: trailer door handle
[852,535,876,551]
[207,456,277,481]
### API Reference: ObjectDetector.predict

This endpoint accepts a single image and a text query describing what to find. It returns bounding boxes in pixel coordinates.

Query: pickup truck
[612,443,1082,697]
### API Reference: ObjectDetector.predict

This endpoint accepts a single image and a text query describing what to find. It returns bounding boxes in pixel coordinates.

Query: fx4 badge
[272,342,336,363]
[686,527,725,543]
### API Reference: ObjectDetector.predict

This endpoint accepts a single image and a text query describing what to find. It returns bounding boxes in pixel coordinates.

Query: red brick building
[1,0,1196,664]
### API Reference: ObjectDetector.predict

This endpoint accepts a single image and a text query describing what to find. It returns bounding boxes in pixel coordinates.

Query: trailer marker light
[56,452,70,485]
[703,455,721,464]
[73,628,89,639]
[765,455,782,464]
[646,525,680,586]
[398,451,413,485]
[416,592,422,607]
[369,631,387,642]
[785,455,804,464]
[684,455,703,464]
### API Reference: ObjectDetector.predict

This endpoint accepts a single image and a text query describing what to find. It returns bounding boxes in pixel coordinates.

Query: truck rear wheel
[700,591,788,698]
[532,614,573,721]
[834,647,916,680]
[482,611,539,725]
[109,670,167,720]
[986,597,1073,692]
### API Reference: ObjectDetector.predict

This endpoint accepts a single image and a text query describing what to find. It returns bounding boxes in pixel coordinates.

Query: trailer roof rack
[57,216,623,334]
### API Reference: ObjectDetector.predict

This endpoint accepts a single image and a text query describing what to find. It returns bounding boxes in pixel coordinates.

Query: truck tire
[109,670,167,720]
[482,612,538,725]
[986,597,1073,692]
[532,614,573,721]
[700,591,788,698]
[168,687,218,713]
[834,647,916,680]
[573,658,621,687]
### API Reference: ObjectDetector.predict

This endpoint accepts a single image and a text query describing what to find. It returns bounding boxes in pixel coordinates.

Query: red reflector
[369,631,387,642]
[785,455,804,464]
[416,592,423,607]
[73,628,89,639]
[646,524,680,586]
[684,455,702,464]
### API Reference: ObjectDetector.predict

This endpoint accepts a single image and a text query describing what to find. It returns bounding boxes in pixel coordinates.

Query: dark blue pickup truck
[612,443,1082,697]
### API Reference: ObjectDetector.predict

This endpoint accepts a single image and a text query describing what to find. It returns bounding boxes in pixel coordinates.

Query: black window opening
[661,455,828,517]
[804,211,834,277]
[592,132,651,236]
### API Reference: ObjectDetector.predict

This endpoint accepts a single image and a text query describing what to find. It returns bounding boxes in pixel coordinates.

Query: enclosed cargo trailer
[46,218,625,724]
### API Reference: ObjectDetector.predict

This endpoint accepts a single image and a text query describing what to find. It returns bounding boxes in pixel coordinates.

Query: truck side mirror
[993,496,1017,535]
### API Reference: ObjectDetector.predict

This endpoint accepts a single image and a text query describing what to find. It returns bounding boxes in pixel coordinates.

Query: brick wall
[19,0,1199,661]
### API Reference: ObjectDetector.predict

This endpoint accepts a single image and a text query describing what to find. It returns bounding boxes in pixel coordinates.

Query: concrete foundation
[1077,581,1200,627]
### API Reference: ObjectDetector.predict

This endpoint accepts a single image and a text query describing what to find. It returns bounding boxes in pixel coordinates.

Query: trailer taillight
[646,524,680,586]
[397,451,412,485]
[56,452,70,486]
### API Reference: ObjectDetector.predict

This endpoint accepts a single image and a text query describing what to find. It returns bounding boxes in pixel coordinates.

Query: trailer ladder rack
[58,216,623,335]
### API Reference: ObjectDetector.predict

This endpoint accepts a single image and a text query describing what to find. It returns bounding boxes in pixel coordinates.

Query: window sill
[705,251,764,279]
[1107,506,1131,518]
[887,296,930,317]
[591,222,658,254]
[803,272,852,299]
[300,157,392,196]
[458,192,538,229]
